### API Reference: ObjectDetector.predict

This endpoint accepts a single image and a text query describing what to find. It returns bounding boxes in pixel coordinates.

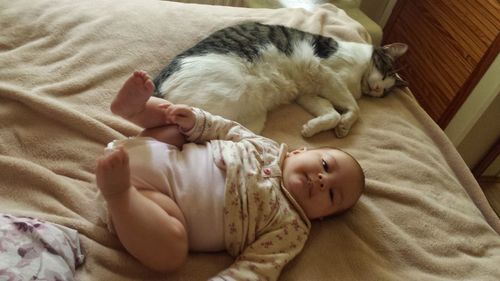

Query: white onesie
[105,137,226,252]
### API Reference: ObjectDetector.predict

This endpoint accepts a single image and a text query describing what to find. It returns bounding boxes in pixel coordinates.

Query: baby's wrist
[180,108,200,136]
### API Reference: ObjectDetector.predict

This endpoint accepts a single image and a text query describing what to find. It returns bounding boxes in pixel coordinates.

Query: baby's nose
[317,173,325,190]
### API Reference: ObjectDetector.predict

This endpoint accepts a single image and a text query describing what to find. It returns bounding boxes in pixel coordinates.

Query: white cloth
[0,214,85,280]
[106,137,226,252]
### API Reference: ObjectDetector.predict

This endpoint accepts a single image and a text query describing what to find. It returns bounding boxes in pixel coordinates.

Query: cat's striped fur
[153,22,407,137]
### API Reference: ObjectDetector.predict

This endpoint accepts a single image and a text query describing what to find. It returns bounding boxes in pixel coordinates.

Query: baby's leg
[111,70,170,129]
[96,148,188,272]
[138,125,187,148]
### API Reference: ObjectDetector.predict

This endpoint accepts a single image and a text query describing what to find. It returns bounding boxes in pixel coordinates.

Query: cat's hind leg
[240,113,267,134]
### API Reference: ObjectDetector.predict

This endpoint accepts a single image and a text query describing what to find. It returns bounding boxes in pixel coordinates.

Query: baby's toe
[144,79,155,93]
[100,149,126,169]
[134,70,147,78]
[109,149,127,165]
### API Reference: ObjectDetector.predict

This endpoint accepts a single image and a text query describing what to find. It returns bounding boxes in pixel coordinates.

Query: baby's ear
[290,147,307,155]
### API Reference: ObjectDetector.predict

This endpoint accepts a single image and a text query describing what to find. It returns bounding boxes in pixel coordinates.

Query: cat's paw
[301,124,318,138]
[334,110,359,138]
[334,124,350,138]
[301,113,341,138]
[334,118,354,138]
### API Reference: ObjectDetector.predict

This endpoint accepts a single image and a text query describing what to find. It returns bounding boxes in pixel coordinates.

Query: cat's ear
[383,43,408,59]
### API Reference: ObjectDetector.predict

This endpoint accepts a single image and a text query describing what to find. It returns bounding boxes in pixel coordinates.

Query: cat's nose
[369,86,383,97]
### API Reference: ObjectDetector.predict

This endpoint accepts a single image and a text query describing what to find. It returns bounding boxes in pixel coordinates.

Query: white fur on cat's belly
[159,44,322,134]
[159,55,250,122]
[159,41,373,136]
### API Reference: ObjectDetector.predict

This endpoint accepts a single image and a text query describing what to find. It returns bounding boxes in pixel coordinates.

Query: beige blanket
[1,0,499,280]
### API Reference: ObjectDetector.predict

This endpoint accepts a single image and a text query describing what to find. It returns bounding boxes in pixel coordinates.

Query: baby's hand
[159,103,195,132]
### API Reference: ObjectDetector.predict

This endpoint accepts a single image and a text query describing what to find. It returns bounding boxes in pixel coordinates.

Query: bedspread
[0,0,499,280]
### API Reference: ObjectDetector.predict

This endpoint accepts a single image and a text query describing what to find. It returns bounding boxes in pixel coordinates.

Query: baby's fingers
[162,104,181,122]
[170,106,192,118]
[170,106,195,131]
[158,102,173,109]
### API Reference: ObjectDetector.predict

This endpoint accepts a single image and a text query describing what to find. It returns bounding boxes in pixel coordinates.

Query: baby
[96,70,365,280]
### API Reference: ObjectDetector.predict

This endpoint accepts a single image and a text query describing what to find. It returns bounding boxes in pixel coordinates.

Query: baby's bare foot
[96,147,131,199]
[111,70,155,118]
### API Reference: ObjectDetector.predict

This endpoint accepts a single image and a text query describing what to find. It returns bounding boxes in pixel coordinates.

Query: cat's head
[362,43,408,97]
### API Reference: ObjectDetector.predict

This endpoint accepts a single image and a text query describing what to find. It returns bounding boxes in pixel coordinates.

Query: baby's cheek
[290,176,302,190]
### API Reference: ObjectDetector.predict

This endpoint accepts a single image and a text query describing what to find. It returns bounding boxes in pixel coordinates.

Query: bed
[1,0,499,280]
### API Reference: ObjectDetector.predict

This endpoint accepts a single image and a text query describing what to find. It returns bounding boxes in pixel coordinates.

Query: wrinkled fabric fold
[1,0,499,280]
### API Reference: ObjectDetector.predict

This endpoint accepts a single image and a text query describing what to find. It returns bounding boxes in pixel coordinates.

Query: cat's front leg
[296,95,341,137]
[301,111,341,137]
[318,75,360,138]
[334,105,359,138]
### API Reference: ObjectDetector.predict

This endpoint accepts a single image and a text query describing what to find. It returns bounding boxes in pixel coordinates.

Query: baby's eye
[322,159,329,172]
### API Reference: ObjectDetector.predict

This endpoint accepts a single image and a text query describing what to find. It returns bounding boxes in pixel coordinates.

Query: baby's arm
[211,222,309,281]
[159,102,196,132]
[136,102,195,147]
[173,106,275,146]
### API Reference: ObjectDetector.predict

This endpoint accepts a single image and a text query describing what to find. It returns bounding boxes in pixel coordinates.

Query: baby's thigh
[138,125,186,148]
[138,189,187,230]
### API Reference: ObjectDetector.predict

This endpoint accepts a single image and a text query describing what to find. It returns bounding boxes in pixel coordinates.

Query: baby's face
[282,148,363,220]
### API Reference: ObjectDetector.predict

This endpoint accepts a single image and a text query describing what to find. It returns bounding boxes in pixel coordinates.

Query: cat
[153,22,408,137]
